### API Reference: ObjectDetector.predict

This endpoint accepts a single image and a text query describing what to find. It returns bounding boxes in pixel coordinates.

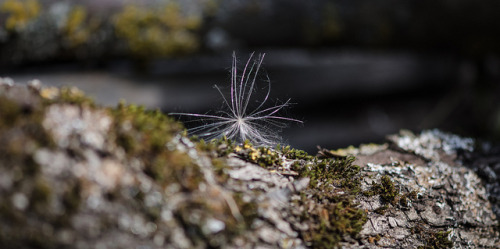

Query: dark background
[1,0,499,153]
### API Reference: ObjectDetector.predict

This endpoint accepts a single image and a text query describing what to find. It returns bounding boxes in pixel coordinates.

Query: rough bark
[0,79,498,248]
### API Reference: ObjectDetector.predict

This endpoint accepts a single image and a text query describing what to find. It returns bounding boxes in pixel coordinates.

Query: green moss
[365,175,418,207]
[412,226,453,249]
[376,175,399,204]
[41,87,96,108]
[0,0,41,31]
[420,230,453,249]
[0,95,53,179]
[298,195,367,248]
[113,4,201,58]
[175,192,257,248]
[291,155,368,247]
[279,145,314,160]
[249,147,282,167]
[373,205,388,215]
[0,95,53,149]
[109,101,205,190]
[30,178,51,209]
[211,158,230,183]
[222,140,283,168]
[62,182,82,214]
[293,156,361,193]
[399,190,418,207]
[423,231,453,249]
[62,5,102,48]
[110,101,183,156]
[0,96,21,128]
[195,136,235,157]
[232,192,259,229]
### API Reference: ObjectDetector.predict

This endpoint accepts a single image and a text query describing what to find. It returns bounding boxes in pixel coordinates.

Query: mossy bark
[0,80,498,248]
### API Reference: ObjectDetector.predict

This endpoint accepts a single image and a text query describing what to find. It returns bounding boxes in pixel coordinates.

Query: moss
[412,226,453,249]
[110,101,183,156]
[399,190,418,208]
[30,178,51,210]
[365,175,418,207]
[195,136,235,157]
[113,3,201,58]
[62,182,82,215]
[0,89,69,248]
[207,139,284,168]
[41,87,96,108]
[0,0,41,31]
[232,192,259,229]
[291,155,368,248]
[109,101,205,190]
[62,5,101,48]
[293,156,361,193]
[0,95,53,175]
[279,145,314,160]
[244,146,282,168]
[0,96,21,128]
[211,158,230,183]
[0,198,25,224]
[376,175,399,204]
[420,230,453,249]
[299,196,367,248]
[175,192,256,248]
[373,205,388,215]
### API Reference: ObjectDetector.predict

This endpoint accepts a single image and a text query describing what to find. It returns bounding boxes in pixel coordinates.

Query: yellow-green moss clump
[62,5,102,48]
[0,0,41,31]
[109,102,203,188]
[40,86,96,107]
[234,140,282,167]
[113,4,201,58]
[280,145,314,161]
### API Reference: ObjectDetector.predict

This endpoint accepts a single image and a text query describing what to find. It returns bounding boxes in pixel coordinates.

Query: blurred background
[1,0,500,153]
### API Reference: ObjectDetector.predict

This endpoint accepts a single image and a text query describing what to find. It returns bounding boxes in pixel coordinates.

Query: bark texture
[0,80,498,248]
